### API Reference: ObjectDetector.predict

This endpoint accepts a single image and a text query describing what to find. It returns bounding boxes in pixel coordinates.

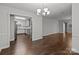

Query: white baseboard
[72,48,79,53]
[43,32,58,37]
[10,37,15,41]
[32,37,43,41]
[0,42,10,50]
[0,43,10,50]
[0,44,10,52]
[10,39,15,41]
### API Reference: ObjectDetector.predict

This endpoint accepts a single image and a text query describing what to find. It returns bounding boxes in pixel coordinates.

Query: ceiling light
[37,8,50,16]
[43,8,48,12]
[37,9,41,13]
[47,11,50,15]
[42,12,46,16]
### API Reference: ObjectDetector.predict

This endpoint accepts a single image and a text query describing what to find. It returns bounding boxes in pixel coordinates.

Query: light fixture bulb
[37,9,41,15]
[43,8,48,12]
[47,11,50,15]
[37,9,41,13]
[42,12,46,16]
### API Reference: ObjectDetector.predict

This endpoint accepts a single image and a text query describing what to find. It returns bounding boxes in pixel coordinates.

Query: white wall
[0,6,10,49]
[32,16,42,41]
[58,20,63,33]
[42,17,59,36]
[72,3,79,52]
[0,5,42,49]
[10,15,15,41]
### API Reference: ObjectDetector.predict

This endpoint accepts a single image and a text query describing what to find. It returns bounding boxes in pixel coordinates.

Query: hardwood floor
[0,33,79,55]
[32,33,79,55]
[0,34,32,55]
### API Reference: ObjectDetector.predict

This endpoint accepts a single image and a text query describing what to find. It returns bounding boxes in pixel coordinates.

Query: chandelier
[37,8,50,16]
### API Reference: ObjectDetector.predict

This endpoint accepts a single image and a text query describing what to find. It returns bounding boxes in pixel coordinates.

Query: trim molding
[32,36,43,41]
[72,48,79,53]
[10,38,15,41]
[43,32,60,37]
[0,44,10,50]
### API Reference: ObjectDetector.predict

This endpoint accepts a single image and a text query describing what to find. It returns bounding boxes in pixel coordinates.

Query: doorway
[10,14,32,41]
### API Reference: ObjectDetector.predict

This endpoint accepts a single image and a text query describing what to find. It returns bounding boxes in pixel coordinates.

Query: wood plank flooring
[0,33,79,55]
[0,34,32,55]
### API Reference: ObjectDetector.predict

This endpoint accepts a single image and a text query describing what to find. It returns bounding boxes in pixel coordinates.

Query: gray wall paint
[0,6,10,49]
[72,3,79,52]
[58,20,63,33]
[42,17,59,36]
[10,15,15,41]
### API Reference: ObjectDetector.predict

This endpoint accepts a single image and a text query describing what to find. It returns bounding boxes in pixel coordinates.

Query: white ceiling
[0,3,72,19]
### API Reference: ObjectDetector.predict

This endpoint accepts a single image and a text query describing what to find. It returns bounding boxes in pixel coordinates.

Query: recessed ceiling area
[0,3,72,19]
